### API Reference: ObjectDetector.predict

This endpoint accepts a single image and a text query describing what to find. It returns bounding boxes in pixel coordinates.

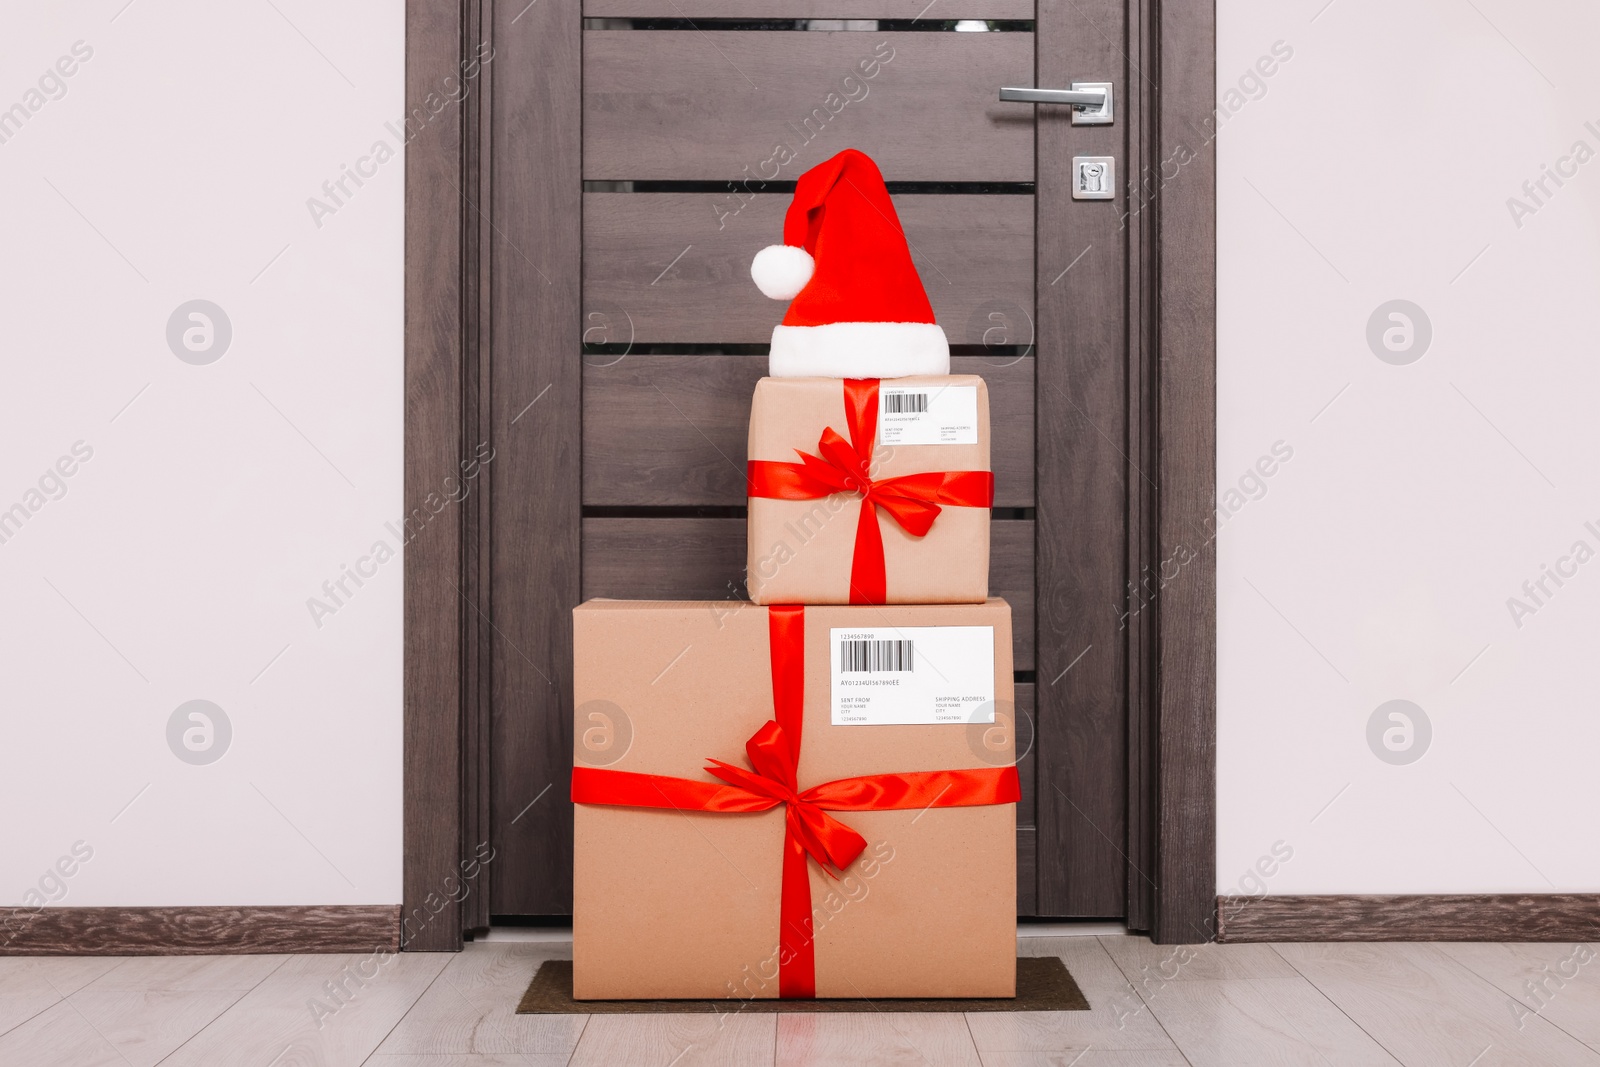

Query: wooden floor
[3,934,1599,1066]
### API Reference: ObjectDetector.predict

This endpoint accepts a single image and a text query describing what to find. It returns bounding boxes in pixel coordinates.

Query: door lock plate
[1072,156,1115,200]
[1070,82,1114,125]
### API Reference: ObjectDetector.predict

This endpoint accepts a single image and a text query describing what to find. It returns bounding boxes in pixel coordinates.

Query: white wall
[0,3,404,910]
[1219,0,1600,895]
[7,0,1593,916]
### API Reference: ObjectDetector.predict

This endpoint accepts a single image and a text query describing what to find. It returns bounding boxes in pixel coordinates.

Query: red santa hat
[750,148,950,378]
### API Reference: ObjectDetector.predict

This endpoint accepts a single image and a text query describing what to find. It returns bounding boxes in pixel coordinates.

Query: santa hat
[750,148,950,378]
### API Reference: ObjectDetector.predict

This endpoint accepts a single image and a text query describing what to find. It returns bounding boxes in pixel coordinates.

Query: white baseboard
[480,926,574,943]
[1018,922,1129,938]
[479,920,1128,945]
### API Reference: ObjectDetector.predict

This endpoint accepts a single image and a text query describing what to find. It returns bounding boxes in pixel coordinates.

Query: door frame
[401,0,1216,948]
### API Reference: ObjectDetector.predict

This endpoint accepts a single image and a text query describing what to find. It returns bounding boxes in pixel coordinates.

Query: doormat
[516,957,1088,1013]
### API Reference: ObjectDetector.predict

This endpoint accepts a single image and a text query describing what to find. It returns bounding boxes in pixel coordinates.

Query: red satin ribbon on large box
[746,378,994,604]
[571,605,1019,999]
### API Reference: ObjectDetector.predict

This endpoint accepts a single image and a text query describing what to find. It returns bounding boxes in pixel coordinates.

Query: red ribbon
[571,605,1019,999]
[747,379,994,604]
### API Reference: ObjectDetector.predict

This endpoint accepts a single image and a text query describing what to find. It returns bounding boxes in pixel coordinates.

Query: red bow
[747,379,993,604]
[571,605,1019,998]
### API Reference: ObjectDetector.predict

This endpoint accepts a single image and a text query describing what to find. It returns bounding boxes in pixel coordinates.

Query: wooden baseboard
[0,905,401,955]
[1217,894,1600,942]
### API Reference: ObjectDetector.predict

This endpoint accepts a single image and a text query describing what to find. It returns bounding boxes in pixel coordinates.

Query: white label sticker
[830,626,995,725]
[877,385,979,446]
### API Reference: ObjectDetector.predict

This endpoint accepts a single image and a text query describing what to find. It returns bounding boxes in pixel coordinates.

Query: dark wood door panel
[581,517,1036,669]
[440,0,1202,937]
[1034,1,1130,919]
[583,193,1034,344]
[582,354,1036,507]
[1014,682,1036,829]
[1015,681,1039,915]
[587,2,1034,15]
[485,0,583,920]
[583,31,1034,181]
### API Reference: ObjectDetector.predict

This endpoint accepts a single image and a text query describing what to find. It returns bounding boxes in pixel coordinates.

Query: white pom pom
[750,244,814,300]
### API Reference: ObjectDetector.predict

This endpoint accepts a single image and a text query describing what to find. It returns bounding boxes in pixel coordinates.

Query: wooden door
[476,1,1155,927]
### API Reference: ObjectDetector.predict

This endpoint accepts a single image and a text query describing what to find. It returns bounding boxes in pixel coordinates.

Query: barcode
[882,392,929,414]
[839,639,915,673]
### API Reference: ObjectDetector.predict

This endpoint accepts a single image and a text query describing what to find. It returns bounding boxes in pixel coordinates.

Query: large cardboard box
[572,598,1017,1000]
[746,375,992,605]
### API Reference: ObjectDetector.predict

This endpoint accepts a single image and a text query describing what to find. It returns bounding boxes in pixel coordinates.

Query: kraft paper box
[572,598,1017,1000]
[746,375,992,605]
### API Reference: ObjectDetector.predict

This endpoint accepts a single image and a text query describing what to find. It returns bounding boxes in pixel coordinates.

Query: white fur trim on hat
[768,322,950,379]
[751,244,814,301]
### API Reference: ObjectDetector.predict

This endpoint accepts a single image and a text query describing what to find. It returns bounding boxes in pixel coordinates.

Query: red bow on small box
[571,605,1019,999]
[747,379,994,604]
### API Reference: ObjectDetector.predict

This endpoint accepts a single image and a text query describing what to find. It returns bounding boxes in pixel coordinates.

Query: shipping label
[876,385,979,446]
[830,625,995,725]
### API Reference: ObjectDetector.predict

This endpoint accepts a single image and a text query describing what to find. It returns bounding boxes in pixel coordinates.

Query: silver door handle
[999,83,1113,124]
[999,86,1102,107]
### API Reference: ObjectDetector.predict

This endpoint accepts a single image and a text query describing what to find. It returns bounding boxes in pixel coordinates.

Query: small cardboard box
[572,598,1017,1000]
[746,375,991,605]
